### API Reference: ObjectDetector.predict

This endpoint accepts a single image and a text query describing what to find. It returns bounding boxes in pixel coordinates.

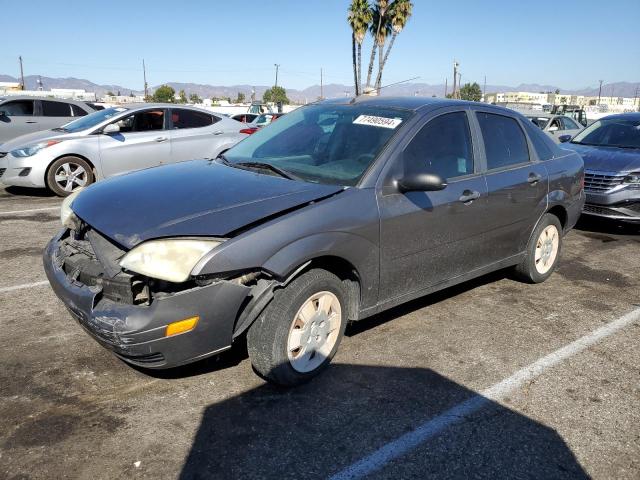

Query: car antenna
[355,77,421,101]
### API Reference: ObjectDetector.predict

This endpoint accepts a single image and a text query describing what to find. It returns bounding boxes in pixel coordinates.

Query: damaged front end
[43,225,278,369]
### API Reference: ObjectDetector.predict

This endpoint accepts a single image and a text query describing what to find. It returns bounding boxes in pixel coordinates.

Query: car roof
[121,103,220,113]
[319,96,481,112]
[601,112,640,121]
[0,95,90,106]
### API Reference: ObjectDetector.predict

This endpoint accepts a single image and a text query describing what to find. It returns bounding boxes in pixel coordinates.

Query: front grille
[584,171,625,193]
[0,168,5,178]
[583,204,631,217]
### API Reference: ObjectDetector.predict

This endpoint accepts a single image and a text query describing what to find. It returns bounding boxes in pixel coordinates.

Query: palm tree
[375,0,413,89]
[365,0,390,91]
[348,0,372,96]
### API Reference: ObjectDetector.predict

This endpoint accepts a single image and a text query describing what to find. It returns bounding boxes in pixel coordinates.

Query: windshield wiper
[51,127,67,132]
[236,161,300,180]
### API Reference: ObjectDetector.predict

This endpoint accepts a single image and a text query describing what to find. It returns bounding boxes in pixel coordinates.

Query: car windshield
[223,103,413,186]
[527,116,550,129]
[572,117,640,149]
[59,107,128,133]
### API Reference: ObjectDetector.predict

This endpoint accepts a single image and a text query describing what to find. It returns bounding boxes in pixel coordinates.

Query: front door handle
[26,121,38,124]
[213,130,224,136]
[154,136,168,142]
[459,190,481,204]
[528,173,542,185]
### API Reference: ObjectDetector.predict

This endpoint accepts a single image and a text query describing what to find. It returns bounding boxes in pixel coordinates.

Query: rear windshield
[224,104,413,186]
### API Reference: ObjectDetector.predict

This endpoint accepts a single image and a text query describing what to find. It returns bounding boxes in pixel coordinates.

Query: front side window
[561,117,579,130]
[0,100,34,116]
[224,104,413,186]
[42,100,72,117]
[477,112,530,169]
[404,112,474,180]
[171,109,215,129]
[117,110,165,133]
[572,117,640,149]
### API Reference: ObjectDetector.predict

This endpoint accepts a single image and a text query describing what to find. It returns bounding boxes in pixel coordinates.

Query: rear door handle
[26,121,37,124]
[528,173,542,185]
[154,136,168,142]
[213,130,224,136]
[459,190,481,204]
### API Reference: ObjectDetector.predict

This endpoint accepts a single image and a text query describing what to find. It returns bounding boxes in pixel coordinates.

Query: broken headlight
[60,188,83,229]
[119,239,223,283]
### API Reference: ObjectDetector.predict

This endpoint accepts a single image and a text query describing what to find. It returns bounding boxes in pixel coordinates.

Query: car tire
[247,269,348,387]
[514,213,563,284]
[46,156,94,197]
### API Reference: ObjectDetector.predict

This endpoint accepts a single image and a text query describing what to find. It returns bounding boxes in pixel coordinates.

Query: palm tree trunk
[365,42,377,89]
[352,33,359,96]
[376,44,384,89]
[357,43,363,94]
[375,33,397,89]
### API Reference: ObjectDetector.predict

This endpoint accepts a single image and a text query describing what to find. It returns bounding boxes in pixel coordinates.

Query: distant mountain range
[1,74,638,102]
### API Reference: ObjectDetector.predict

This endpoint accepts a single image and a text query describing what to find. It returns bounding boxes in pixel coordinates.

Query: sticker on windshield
[353,115,402,129]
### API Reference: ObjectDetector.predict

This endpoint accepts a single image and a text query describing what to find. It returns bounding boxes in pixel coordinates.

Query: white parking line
[0,280,49,294]
[0,206,59,215]
[330,306,640,480]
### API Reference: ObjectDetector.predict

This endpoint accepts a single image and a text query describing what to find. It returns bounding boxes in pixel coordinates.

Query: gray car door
[38,100,76,131]
[377,108,489,301]
[0,99,37,143]
[474,110,548,263]
[558,116,582,139]
[98,108,169,177]
[168,109,226,162]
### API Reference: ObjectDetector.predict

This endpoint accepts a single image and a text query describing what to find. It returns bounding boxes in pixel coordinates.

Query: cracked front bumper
[43,233,251,368]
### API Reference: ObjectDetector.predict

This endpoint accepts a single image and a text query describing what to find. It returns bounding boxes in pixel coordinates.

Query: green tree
[235,92,246,103]
[348,0,373,96]
[459,82,482,102]
[375,0,413,88]
[153,85,176,103]
[189,93,202,104]
[263,86,290,104]
[365,0,391,90]
[106,91,115,96]
[178,89,188,104]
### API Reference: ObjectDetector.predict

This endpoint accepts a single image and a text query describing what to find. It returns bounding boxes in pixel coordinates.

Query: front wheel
[46,156,94,197]
[247,269,347,386]
[514,213,563,283]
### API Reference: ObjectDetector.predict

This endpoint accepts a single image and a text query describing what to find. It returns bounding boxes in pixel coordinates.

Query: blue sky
[1,0,638,90]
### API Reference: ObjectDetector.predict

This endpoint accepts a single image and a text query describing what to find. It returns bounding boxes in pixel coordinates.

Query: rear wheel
[46,156,94,197]
[514,213,562,283]
[247,269,347,386]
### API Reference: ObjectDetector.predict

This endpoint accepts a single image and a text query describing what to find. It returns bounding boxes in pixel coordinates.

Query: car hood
[71,160,343,249]
[0,129,73,151]
[562,143,640,173]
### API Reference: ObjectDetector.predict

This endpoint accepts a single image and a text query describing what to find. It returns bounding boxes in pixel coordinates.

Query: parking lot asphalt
[0,186,638,480]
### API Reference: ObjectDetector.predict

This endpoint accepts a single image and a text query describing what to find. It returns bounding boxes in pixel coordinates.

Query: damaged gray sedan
[44,97,584,386]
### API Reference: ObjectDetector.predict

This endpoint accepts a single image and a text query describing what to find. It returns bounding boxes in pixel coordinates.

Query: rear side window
[117,110,165,132]
[1,100,34,116]
[171,109,215,129]
[477,112,530,169]
[71,104,88,117]
[520,117,556,160]
[42,101,72,117]
[404,112,474,179]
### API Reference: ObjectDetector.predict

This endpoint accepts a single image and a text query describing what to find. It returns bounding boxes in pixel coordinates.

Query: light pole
[274,64,280,88]
[597,79,603,105]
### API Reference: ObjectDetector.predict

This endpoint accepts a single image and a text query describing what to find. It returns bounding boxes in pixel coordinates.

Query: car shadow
[575,215,639,236]
[178,364,589,479]
[1,185,56,198]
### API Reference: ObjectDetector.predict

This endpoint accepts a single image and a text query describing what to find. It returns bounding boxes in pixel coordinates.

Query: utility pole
[634,84,639,112]
[597,79,603,105]
[457,73,462,95]
[483,75,487,101]
[452,60,458,99]
[143,59,148,100]
[18,56,25,90]
[274,64,280,87]
[444,78,448,97]
[320,68,324,100]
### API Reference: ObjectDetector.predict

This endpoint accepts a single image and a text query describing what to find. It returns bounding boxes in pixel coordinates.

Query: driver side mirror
[558,134,572,143]
[103,123,120,134]
[398,173,447,193]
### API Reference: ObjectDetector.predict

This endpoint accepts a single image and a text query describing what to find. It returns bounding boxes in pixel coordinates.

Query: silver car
[0,96,94,143]
[0,104,249,196]
[524,112,583,143]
